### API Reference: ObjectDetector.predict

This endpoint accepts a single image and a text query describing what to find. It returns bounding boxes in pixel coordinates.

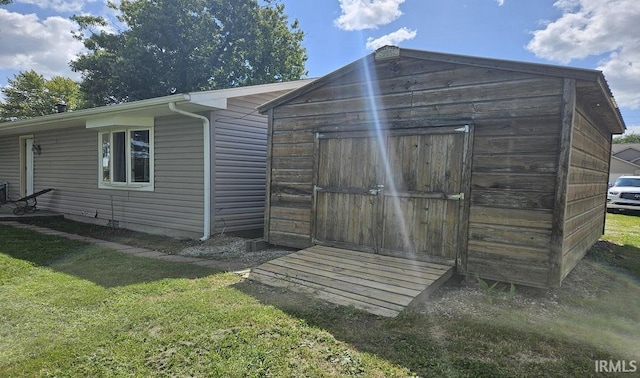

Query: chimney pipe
[55,102,67,113]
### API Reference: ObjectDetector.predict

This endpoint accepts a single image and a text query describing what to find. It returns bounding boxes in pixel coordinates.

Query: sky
[0,0,639,134]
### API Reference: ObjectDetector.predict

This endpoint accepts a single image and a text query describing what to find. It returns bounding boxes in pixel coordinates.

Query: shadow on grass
[586,240,640,280]
[233,279,615,377]
[0,224,220,288]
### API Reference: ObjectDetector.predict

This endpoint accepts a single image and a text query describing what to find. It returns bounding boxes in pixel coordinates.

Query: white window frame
[98,127,155,191]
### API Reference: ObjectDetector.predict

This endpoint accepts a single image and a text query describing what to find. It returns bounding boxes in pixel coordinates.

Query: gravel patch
[177,233,294,270]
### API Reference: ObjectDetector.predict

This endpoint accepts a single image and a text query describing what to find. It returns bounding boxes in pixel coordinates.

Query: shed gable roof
[258,46,625,134]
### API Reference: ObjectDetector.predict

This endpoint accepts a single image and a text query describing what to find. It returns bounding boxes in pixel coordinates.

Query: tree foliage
[613,133,640,144]
[0,0,12,5]
[0,70,81,121]
[71,0,307,107]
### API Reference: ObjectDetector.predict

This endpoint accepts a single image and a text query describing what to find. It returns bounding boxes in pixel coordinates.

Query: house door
[313,126,469,260]
[20,136,35,196]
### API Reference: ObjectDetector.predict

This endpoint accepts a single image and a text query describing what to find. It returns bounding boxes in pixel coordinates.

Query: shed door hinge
[455,125,470,133]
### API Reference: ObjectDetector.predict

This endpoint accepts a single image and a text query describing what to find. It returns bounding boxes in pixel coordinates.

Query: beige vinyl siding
[212,92,291,233]
[31,115,204,238]
[0,135,20,200]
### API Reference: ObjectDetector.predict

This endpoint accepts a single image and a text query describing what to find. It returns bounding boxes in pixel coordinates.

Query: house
[610,143,640,182]
[0,80,313,240]
[257,46,625,289]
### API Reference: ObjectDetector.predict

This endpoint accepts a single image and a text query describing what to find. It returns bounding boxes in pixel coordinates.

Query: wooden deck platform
[249,245,455,317]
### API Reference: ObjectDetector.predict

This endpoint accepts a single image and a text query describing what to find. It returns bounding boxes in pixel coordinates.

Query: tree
[71,0,307,107]
[613,133,640,144]
[0,70,81,120]
[0,0,12,5]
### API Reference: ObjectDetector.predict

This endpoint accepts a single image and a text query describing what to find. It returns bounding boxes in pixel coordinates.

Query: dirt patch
[176,233,295,271]
[412,241,621,319]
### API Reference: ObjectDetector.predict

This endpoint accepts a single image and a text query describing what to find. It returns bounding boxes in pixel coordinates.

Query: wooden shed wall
[559,95,611,282]
[266,56,568,287]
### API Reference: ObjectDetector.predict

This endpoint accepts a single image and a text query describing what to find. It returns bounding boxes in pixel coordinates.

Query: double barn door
[313,126,469,260]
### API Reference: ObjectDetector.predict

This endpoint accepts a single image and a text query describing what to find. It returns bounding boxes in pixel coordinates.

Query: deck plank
[249,245,455,317]
[289,252,444,285]
[297,248,451,279]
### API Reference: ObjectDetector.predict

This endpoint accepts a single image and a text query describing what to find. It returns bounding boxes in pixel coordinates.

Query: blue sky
[1,0,639,133]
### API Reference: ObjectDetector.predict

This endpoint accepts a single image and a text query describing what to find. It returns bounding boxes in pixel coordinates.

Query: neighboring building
[0,80,312,239]
[259,46,625,289]
[610,143,640,183]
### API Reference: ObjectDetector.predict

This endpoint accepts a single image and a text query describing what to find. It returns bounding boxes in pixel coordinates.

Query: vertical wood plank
[457,125,474,274]
[549,78,576,287]
[264,109,274,241]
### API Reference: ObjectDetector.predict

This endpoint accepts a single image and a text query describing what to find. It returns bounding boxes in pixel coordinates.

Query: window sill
[98,184,154,192]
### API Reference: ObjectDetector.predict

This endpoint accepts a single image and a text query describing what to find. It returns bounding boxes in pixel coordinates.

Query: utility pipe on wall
[168,102,211,241]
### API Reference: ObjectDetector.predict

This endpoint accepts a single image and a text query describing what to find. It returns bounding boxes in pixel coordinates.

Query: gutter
[168,102,211,241]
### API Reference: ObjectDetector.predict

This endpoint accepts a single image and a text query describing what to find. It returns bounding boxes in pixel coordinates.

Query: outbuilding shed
[258,46,625,289]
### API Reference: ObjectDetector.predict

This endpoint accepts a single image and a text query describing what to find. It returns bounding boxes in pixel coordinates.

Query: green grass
[19,218,198,253]
[1,215,639,377]
[594,212,640,278]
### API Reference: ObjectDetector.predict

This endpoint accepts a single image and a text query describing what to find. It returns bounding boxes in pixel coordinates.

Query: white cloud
[497,0,506,5]
[16,0,97,13]
[365,27,417,50]
[334,0,406,31]
[0,9,84,81]
[526,0,640,109]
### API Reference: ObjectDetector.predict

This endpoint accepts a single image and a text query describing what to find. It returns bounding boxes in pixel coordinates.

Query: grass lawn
[1,214,639,377]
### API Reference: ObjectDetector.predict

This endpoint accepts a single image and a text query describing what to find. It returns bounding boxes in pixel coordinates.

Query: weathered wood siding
[466,113,562,287]
[212,93,285,233]
[27,115,205,238]
[266,56,565,289]
[560,96,611,281]
[0,135,20,199]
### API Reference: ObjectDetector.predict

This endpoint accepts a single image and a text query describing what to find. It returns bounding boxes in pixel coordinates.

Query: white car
[607,176,640,212]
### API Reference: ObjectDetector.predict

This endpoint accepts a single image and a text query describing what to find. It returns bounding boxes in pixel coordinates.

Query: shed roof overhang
[258,47,626,135]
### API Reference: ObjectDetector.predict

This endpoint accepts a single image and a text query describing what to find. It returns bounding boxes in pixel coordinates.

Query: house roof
[0,80,314,136]
[611,155,640,170]
[611,143,640,155]
[258,46,626,134]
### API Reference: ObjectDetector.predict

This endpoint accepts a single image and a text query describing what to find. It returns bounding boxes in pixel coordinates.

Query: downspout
[168,102,211,241]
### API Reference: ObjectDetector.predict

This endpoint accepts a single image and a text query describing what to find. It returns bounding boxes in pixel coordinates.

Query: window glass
[99,128,153,190]
[101,132,110,182]
[131,130,150,183]
[113,131,127,183]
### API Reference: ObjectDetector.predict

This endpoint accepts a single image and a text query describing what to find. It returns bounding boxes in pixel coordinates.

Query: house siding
[212,92,291,233]
[0,135,20,200]
[30,115,205,238]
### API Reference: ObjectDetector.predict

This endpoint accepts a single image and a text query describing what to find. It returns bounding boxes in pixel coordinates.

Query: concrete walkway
[0,221,226,269]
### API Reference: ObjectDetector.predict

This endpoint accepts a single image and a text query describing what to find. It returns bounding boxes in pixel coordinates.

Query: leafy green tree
[0,0,12,5]
[71,0,307,107]
[0,70,81,120]
[613,133,640,144]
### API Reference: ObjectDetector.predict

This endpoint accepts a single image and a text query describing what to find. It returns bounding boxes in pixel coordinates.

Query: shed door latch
[368,184,385,195]
[448,193,465,200]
